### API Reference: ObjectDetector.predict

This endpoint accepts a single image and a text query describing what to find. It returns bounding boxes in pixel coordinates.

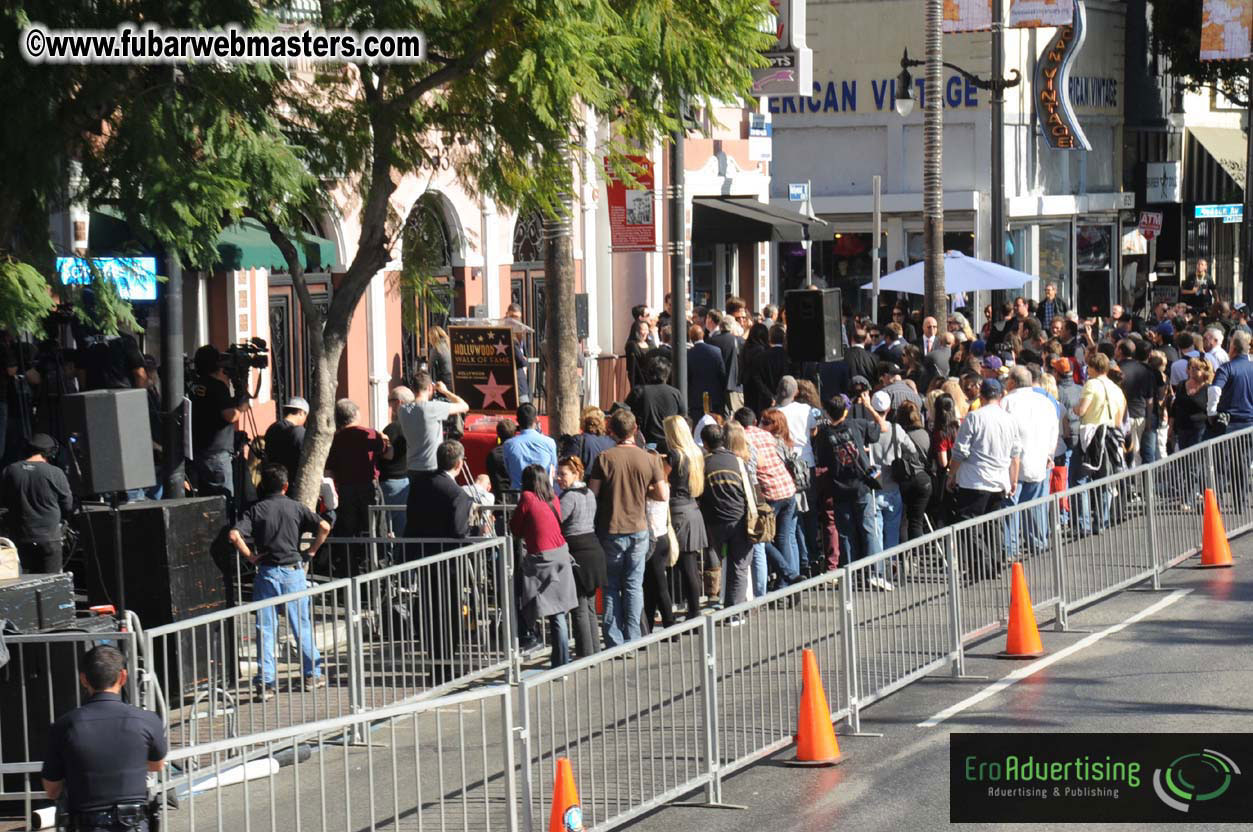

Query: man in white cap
[263,396,309,482]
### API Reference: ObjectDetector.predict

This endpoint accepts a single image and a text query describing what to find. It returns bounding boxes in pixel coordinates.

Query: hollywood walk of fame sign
[449,326,520,413]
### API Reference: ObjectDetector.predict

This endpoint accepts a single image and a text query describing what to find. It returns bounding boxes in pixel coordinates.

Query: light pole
[895,45,1021,267]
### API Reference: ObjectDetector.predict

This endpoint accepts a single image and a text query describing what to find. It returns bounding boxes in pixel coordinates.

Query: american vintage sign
[1034,0,1091,151]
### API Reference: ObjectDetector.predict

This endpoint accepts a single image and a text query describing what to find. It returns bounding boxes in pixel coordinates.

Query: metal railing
[0,627,137,825]
[154,685,518,832]
[7,426,1251,832]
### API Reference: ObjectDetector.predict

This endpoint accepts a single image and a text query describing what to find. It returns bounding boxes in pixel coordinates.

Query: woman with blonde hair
[426,326,453,387]
[663,415,708,618]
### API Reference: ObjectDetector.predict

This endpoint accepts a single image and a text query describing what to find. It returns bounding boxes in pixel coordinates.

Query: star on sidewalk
[494,340,510,355]
[474,372,511,409]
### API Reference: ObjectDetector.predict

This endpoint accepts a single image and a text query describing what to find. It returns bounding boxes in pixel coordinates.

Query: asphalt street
[625,539,1253,832]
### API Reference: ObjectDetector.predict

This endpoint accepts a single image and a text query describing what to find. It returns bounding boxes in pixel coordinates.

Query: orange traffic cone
[1200,488,1234,568]
[788,648,844,766]
[549,757,584,832]
[998,562,1044,659]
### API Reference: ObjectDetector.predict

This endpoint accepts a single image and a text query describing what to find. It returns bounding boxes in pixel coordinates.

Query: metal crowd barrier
[142,537,515,754]
[0,628,137,825]
[7,426,1252,831]
[154,685,518,832]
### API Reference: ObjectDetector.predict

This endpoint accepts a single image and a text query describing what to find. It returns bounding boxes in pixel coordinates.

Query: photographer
[188,345,249,500]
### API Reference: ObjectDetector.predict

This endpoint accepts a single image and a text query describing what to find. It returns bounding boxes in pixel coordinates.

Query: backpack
[777,442,811,492]
[818,423,871,490]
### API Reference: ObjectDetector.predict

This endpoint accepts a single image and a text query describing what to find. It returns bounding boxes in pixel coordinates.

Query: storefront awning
[691,197,827,245]
[1187,126,1245,199]
[216,218,337,272]
[87,211,337,272]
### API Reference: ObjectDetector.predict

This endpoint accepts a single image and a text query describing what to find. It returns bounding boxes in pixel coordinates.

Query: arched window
[399,196,456,383]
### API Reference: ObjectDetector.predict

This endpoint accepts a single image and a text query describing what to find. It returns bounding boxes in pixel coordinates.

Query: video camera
[221,337,269,389]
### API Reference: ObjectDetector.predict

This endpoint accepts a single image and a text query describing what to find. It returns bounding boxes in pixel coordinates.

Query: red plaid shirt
[745,425,796,502]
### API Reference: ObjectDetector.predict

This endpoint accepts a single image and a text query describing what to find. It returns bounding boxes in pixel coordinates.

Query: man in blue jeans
[587,409,669,647]
[229,465,331,699]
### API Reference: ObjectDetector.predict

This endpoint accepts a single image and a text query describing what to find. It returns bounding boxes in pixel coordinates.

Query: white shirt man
[1203,327,1230,370]
[920,316,940,354]
[1002,367,1060,497]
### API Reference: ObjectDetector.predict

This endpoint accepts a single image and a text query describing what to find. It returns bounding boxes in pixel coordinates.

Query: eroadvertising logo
[950,734,1251,822]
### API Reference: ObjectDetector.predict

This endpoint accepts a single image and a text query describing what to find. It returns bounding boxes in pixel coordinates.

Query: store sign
[604,156,656,252]
[449,326,519,413]
[1145,161,1182,203]
[1067,75,1118,110]
[752,0,813,97]
[1138,212,1162,240]
[1009,0,1074,27]
[768,74,980,115]
[1200,0,1253,61]
[1034,0,1091,151]
[1195,203,1244,221]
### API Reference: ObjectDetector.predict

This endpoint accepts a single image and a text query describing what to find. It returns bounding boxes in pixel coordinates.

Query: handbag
[890,425,926,482]
[736,458,776,544]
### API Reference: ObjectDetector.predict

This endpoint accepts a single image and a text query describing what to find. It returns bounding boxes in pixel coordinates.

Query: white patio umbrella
[861,251,1037,295]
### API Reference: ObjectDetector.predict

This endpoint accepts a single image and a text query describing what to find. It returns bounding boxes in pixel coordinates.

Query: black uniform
[41,692,166,830]
[80,336,144,391]
[0,458,73,573]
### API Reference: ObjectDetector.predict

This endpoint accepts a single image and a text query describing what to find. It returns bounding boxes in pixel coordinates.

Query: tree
[1,1,303,336]
[251,0,773,504]
[1152,0,1250,105]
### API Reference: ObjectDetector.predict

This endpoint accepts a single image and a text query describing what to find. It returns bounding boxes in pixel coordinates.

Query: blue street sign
[788,182,809,202]
[1194,204,1243,221]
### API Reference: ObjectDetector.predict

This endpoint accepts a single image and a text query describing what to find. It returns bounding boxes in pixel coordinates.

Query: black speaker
[785,288,843,363]
[75,497,230,626]
[64,389,155,495]
[575,293,589,340]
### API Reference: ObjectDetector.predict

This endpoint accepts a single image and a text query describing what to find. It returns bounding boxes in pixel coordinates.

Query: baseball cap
[285,396,310,413]
[979,378,1003,398]
[850,375,871,388]
[870,390,892,413]
[1156,321,1175,337]
[981,355,1003,371]
[881,362,903,377]
[1051,357,1072,375]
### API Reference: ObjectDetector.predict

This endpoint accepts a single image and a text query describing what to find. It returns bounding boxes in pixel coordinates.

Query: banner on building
[1200,0,1253,61]
[942,0,993,33]
[1008,0,1074,28]
[449,326,519,413]
[604,156,656,253]
[1034,0,1091,150]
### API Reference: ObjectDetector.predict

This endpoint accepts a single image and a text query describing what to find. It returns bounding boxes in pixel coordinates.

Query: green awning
[215,218,337,272]
[88,209,150,254]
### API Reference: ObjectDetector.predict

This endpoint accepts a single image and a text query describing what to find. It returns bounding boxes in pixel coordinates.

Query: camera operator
[78,330,146,392]
[188,345,249,500]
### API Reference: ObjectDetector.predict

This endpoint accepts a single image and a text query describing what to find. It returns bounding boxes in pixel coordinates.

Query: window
[1038,223,1072,303]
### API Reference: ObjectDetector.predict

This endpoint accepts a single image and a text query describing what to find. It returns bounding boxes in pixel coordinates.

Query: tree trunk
[291,333,345,508]
[543,146,581,438]
[922,0,946,321]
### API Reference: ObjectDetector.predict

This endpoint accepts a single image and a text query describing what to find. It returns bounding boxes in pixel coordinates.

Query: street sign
[788,182,809,202]
[1195,203,1243,221]
[1138,211,1162,240]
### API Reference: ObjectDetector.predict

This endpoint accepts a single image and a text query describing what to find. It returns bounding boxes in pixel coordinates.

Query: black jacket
[404,471,472,539]
[687,341,728,415]
[743,346,792,416]
[844,345,880,385]
[706,331,744,393]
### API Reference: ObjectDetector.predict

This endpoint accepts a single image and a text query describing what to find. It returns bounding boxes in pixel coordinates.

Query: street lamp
[894,44,1022,267]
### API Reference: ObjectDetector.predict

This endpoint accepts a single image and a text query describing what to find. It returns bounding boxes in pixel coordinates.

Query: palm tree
[922,0,946,319]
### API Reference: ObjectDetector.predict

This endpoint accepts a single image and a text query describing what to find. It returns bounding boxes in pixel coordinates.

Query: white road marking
[918,589,1192,728]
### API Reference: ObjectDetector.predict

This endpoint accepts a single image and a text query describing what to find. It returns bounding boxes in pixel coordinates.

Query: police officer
[41,645,166,831]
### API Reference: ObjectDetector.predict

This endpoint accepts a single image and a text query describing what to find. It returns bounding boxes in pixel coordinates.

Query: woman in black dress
[662,415,708,619]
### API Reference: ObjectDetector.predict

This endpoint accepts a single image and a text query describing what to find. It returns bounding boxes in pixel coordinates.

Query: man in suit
[844,323,880,384]
[687,324,727,417]
[918,316,941,355]
[404,439,473,540]
[705,309,743,415]
[921,331,954,391]
[744,325,792,415]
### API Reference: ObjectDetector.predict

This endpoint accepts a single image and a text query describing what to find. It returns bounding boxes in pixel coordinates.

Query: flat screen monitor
[57,256,158,301]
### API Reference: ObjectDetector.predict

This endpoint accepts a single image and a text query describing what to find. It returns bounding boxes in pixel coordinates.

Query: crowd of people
[304,288,1251,668]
